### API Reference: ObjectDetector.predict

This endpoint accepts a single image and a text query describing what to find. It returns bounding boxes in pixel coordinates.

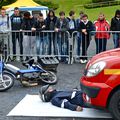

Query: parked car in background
[80,48,120,120]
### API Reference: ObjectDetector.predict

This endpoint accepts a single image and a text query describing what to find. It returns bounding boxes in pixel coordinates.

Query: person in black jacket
[34,12,47,55]
[10,7,23,61]
[45,10,58,55]
[22,11,37,60]
[111,10,120,48]
[78,14,94,64]
[55,11,69,62]
[39,85,87,111]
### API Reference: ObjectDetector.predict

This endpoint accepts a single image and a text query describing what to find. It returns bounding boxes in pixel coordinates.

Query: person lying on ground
[39,85,88,111]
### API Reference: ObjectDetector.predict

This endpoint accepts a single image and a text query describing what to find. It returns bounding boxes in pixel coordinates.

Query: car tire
[109,90,120,120]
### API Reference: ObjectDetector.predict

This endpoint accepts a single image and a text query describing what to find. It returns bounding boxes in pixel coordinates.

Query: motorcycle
[0,57,57,91]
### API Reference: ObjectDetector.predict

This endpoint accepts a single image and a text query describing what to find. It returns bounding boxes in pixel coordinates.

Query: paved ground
[0,33,115,120]
[0,63,114,120]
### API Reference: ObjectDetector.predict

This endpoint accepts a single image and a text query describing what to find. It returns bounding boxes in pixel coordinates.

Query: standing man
[35,12,47,55]
[76,11,84,58]
[22,11,36,60]
[11,7,23,61]
[94,13,110,54]
[0,8,11,56]
[111,10,120,48]
[55,11,69,62]
[78,14,94,64]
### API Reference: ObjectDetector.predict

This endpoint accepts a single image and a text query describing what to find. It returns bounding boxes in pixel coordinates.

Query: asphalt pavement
[0,63,114,120]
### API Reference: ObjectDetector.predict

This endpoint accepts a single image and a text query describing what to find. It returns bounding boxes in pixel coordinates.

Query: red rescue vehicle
[80,48,120,120]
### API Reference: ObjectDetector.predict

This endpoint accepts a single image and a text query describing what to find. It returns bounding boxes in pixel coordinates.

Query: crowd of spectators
[0,7,120,63]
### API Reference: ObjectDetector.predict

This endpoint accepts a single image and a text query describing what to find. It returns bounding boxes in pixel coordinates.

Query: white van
[6,6,49,19]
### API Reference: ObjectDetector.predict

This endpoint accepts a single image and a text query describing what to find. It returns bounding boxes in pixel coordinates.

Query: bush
[34,0,59,10]
[84,0,120,9]
[92,0,115,3]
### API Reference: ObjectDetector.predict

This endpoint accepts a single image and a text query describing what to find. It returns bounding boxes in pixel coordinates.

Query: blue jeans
[95,38,107,54]
[77,34,82,56]
[36,36,48,55]
[56,33,69,59]
[113,33,120,48]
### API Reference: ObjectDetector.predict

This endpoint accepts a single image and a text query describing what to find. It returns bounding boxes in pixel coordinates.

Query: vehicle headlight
[86,61,106,77]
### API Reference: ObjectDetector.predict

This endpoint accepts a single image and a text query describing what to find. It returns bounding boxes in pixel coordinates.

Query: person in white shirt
[0,8,11,54]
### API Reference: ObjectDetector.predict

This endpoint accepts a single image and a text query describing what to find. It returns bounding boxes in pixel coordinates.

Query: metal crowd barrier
[0,30,120,64]
[4,30,71,63]
[71,31,119,64]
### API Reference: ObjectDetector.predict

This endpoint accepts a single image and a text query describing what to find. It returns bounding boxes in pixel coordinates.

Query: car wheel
[109,90,120,120]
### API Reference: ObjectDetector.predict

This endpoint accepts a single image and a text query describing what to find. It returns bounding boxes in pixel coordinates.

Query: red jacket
[94,19,110,39]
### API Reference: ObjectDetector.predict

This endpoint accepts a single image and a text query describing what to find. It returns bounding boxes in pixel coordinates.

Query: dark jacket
[45,16,58,30]
[55,18,69,32]
[67,17,77,35]
[10,14,23,30]
[111,17,120,31]
[51,90,84,111]
[22,17,36,36]
[35,20,47,37]
[78,20,94,37]
[78,20,94,33]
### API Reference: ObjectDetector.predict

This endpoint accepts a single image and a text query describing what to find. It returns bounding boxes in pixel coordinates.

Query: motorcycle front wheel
[40,71,57,84]
[0,72,14,92]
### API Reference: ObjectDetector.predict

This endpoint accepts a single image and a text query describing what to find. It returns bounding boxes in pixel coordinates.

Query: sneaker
[80,59,87,64]
[80,59,84,64]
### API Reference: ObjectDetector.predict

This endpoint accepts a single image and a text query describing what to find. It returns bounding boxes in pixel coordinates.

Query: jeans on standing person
[95,38,107,54]
[36,36,48,55]
[77,32,82,57]
[0,33,9,55]
[80,34,90,60]
[56,32,69,61]
[23,35,36,59]
[48,32,58,55]
[12,32,23,56]
[113,33,120,48]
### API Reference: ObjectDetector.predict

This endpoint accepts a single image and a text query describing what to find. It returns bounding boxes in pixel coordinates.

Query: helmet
[39,85,52,102]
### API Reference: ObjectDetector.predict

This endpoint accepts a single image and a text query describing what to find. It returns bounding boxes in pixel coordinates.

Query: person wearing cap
[39,85,87,111]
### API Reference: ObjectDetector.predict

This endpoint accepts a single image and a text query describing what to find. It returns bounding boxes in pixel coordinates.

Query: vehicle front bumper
[80,76,112,108]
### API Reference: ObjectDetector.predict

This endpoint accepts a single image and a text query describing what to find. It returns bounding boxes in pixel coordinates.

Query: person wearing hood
[111,10,120,48]
[39,85,88,111]
[94,13,110,54]
[45,10,58,55]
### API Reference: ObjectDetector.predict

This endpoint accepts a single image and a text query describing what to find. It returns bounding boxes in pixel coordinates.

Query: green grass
[34,0,120,22]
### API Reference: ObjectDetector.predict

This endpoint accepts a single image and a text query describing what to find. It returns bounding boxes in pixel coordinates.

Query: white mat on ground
[7,94,112,118]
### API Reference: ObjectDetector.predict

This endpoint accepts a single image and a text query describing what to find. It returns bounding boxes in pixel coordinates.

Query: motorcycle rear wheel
[40,71,57,84]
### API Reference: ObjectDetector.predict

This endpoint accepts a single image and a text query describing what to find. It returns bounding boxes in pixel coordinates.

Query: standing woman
[45,10,58,55]
[94,13,110,54]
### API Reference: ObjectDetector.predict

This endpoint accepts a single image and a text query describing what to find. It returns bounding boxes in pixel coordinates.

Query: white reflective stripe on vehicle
[61,99,68,108]
[71,91,76,99]
[5,64,20,71]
